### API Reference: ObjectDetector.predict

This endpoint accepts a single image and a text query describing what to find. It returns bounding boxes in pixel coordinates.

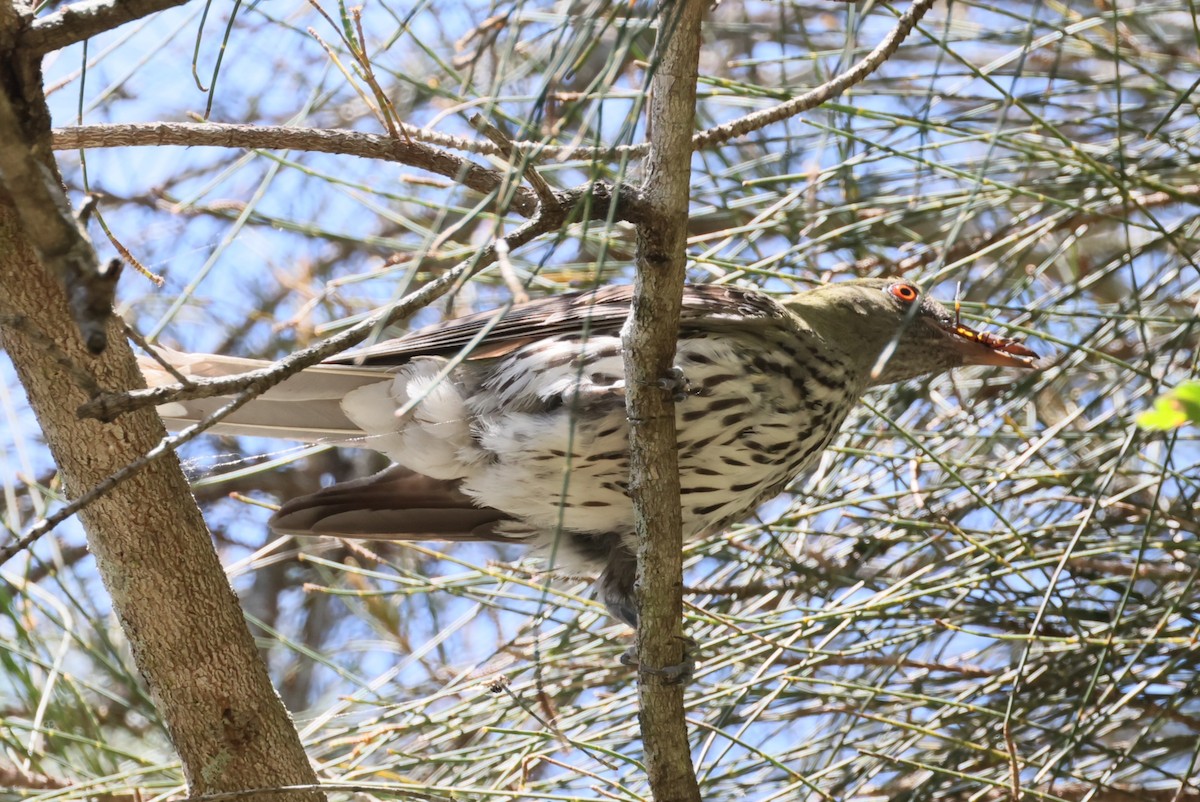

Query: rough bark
[0,205,324,802]
[0,0,322,797]
[621,0,705,800]
[22,0,193,57]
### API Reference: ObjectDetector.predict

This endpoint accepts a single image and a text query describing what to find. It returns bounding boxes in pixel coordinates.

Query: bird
[143,278,1041,631]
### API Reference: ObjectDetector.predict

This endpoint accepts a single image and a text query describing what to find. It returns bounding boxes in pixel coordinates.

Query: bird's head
[784,278,1042,386]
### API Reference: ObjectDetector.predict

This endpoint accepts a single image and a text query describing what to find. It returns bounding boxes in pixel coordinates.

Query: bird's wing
[142,284,788,442]
[330,284,788,365]
[270,464,520,541]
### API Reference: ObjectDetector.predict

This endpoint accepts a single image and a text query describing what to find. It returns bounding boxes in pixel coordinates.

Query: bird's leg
[619,635,698,685]
[596,541,639,629]
[598,544,697,684]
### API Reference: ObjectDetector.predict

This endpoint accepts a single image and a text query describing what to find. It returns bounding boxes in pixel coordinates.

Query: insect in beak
[940,282,1041,368]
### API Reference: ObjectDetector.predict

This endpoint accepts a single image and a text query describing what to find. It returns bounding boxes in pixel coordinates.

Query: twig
[691,0,938,150]
[469,113,558,211]
[0,763,67,791]
[52,122,544,218]
[49,1,946,168]
[0,381,260,567]
[865,775,1200,801]
[124,320,193,385]
[492,239,529,304]
[782,653,994,678]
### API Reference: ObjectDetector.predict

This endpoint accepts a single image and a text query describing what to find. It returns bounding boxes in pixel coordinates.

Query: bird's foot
[656,366,694,402]
[620,636,698,684]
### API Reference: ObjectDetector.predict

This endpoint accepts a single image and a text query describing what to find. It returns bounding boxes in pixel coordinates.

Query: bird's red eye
[888,282,920,303]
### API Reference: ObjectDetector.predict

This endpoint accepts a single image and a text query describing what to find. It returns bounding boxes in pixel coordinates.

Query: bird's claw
[620,636,698,684]
[657,366,692,402]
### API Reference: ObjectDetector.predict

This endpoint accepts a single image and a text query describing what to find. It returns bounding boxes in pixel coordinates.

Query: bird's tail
[270,464,520,541]
[142,348,521,542]
[139,346,388,443]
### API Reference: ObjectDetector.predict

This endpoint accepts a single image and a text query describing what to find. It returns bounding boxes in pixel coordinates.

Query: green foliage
[1138,381,1200,431]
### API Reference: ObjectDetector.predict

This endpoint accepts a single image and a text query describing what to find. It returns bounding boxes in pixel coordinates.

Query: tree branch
[22,0,191,56]
[53,121,545,218]
[621,0,705,800]
[49,1,946,171]
[691,0,938,150]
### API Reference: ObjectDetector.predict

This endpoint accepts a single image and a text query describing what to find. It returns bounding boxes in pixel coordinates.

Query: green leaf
[1137,381,1200,431]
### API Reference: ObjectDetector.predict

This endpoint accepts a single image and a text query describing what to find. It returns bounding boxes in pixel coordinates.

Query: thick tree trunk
[0,199,323,801]
[0,1,322,795]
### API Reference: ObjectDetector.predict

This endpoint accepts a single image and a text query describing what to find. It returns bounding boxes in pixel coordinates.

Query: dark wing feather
[330,284,787,366]
[270,465,520,541]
